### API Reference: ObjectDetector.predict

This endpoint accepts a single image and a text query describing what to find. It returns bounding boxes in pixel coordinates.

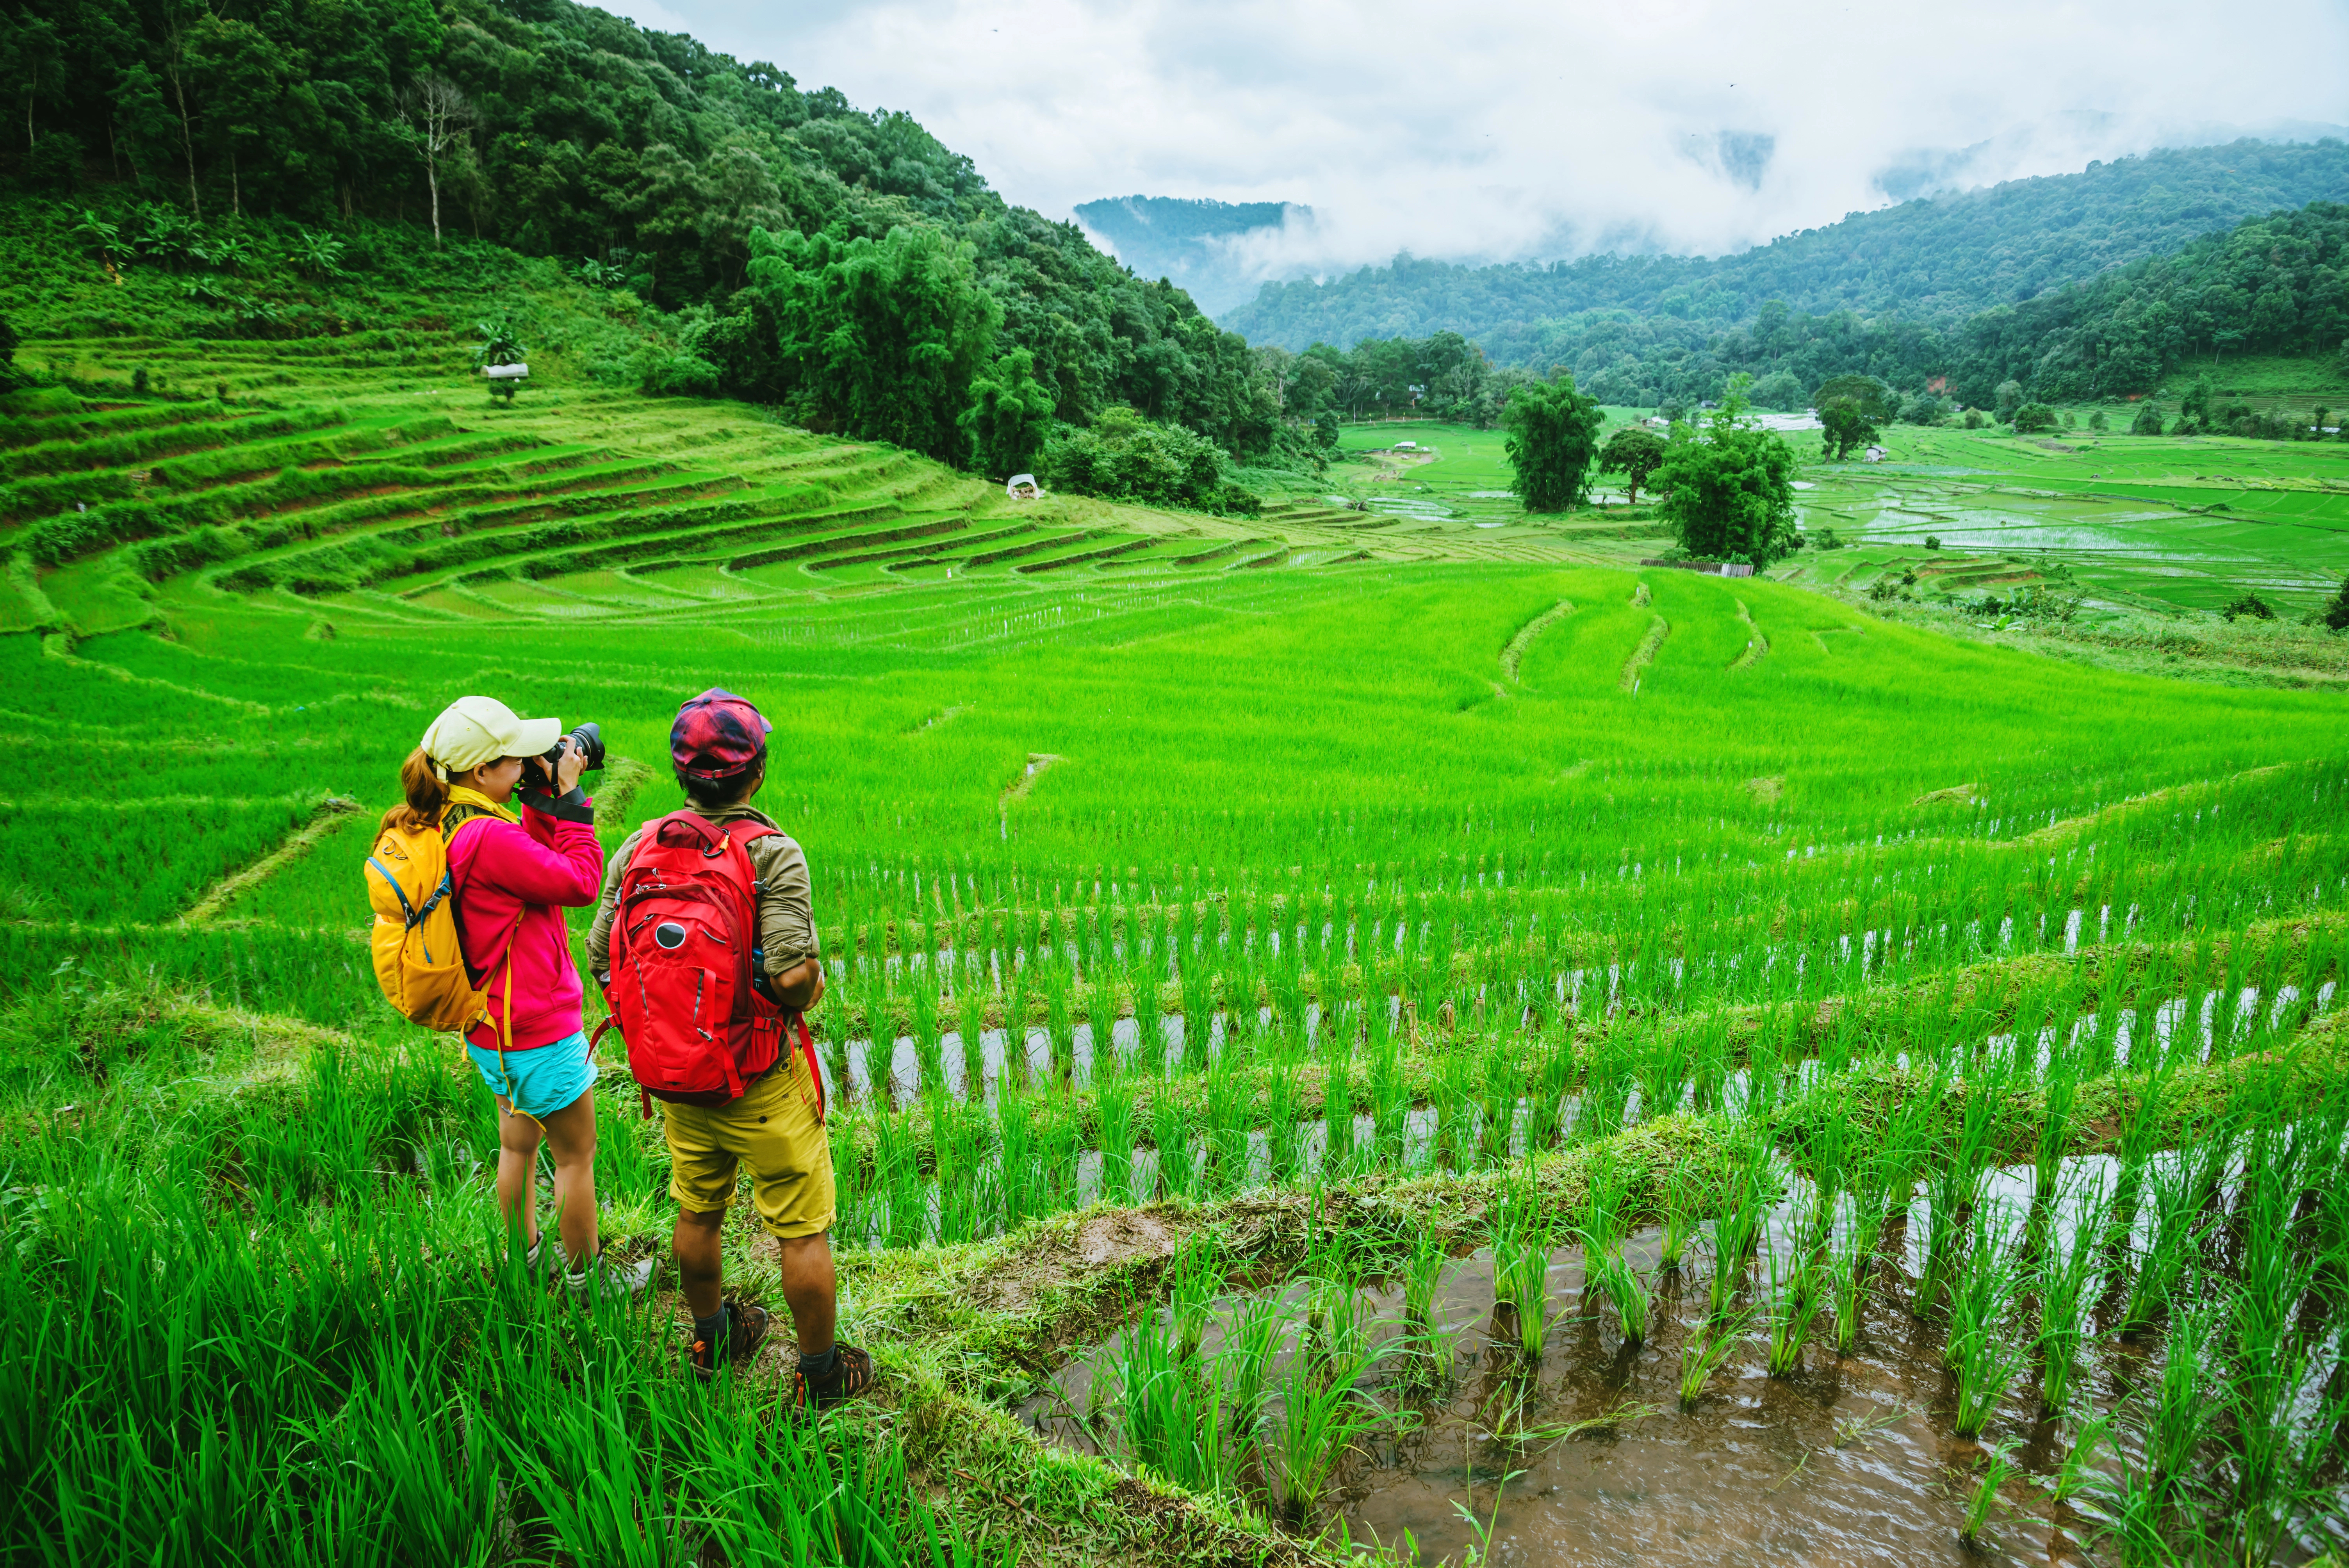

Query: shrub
[1925,536,1942,551]
[2222,592,2274,622]
[2089,409,2109,431]
[2012,403,2057,434]
[1962,409,1985,429]
[2132,402,2165,435]
[643,353,722,398]
[2320,575,2349,631]
[1040,408,1258,515]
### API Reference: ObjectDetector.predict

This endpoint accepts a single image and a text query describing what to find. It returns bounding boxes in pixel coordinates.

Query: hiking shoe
[790,1342,875,1417]
[563,1252,656,1304]
[689,1301,771,1383]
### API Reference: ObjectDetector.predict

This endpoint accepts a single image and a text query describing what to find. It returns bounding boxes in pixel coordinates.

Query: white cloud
[599,0,2349,282]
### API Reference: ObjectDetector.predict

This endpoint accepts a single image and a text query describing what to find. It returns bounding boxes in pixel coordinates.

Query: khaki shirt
[586,804,821,982]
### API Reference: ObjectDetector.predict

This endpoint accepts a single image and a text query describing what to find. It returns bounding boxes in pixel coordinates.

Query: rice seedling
[1267,1067,1306,1187]
[1959,1436,2019,1548]
[1368,1044,1409,1170]
[1708,1144,1774,1322]
[1492,1177,1557,1360]
[1947,1208,2032,1437]
[1168,1243,1219,1363]
[1321,1057,1358,1179]
[1217,1290,1292,1436]
[1096,1078,1137,1204]
[1656,1164,1699,1275]
[1003,962,1035,1091]
[1107,1301,1244,1496]
[2143,1307,2223,1515]
[956,977,989,1098]
[1087,960,1124,1080]
[2119,1150,2214,1336]
[1579,1156,1650,1343]
[1044,963,1076,1083]
[2035,1170,2108,1416]
[1761,1220,1826,1378]
[1130,957,1164,1076]
[1260,1358,1395,1525]
[1204,1056,1250,1194]
[1477,1034,1519,1164]
[1178,953,1214,1075]
[1152,1093,1196,1199]
[909,964,945,1096]
[1678,1303,1758,1408]
[1918,1080,1996,1316]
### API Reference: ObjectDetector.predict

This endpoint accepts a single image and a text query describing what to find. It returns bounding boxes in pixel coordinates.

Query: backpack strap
[439,811,528,1014]
[712,819,822,1119]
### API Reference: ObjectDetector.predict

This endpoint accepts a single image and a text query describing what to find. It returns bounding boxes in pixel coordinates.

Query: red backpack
[594,811,822,1114]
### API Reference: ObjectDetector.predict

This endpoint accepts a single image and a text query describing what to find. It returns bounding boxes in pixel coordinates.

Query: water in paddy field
[1019,1159,2336,1568]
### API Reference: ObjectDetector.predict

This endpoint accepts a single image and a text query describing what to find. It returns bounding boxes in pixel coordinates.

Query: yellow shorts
[661,1050,836,1239]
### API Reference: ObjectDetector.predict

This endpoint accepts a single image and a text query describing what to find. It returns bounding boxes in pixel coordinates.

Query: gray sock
[798,1343,839,1379]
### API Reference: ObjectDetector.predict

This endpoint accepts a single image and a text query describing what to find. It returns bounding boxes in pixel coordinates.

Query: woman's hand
[554,737,586,795]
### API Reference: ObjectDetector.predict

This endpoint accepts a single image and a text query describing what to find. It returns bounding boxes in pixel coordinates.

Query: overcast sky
[598,0,2349,278]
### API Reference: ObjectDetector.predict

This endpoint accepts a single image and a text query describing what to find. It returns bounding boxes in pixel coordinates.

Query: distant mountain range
[1208,139,2349,359]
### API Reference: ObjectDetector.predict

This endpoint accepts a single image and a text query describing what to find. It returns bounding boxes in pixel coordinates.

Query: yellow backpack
[366,814,497,1031]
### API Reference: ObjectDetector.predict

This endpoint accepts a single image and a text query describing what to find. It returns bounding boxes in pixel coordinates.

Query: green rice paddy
[2,335,2347,1567]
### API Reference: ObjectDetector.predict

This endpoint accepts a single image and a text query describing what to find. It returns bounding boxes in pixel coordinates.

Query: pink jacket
[450,803,603,1053]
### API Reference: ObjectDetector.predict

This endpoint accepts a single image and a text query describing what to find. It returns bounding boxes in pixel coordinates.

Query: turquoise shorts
[468,1031,597,1121]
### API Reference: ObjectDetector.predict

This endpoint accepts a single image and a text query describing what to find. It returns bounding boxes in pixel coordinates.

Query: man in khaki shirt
[587,688,872,1413]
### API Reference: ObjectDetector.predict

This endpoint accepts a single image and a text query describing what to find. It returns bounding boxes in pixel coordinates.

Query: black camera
[536,721,605,782]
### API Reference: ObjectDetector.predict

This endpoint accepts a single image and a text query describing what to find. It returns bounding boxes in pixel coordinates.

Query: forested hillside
[0,0,1292,469]
[1257,199,2349,421]
[1226,141,2349,359]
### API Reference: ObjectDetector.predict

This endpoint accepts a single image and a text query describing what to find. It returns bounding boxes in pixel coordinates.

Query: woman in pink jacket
[398,695,650,1299]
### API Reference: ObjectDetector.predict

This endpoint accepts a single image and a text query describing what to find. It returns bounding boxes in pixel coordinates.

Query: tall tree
[391,73,473,246]
[960,349,1055,480]
[1501,371,1604,513]
[1818,397,1878,459]
[1654,379,1800,564]
[1598,426,1666,504]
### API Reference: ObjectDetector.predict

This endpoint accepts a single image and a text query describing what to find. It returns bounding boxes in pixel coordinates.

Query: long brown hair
[382,747,449,833]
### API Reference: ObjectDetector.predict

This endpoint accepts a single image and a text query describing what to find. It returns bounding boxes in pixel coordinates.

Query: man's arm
[585,826,644,982]
[749,832,823,1009]
[768,955,825,1010]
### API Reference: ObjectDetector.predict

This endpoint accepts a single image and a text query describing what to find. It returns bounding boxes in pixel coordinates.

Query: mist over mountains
[1199,139,2349,358]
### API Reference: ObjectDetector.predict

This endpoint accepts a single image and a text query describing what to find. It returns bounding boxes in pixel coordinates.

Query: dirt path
[181,795,362,925]
[1731,600,1769,669]
[1002,752,1064,804]
[1499,599,1575,683]
[1621,615,1670,691]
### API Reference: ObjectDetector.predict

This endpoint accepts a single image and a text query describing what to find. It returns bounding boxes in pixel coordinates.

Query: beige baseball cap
[421,695,561,778]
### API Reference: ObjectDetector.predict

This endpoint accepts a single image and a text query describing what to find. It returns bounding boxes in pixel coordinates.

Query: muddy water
[1027,1206,2137,1568]
[1335,1239,2103,1568]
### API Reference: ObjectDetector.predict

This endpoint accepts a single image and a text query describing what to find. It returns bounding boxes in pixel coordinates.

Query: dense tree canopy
[1501,373,1603,513]
[1597,426,1665,504]
[0,0,1298,466]
[1654,385,1800,565]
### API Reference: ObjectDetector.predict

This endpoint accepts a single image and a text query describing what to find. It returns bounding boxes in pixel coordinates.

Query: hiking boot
[688,1301,771,1382]
[563,1252,656,1304]
[789,1341,875,1417]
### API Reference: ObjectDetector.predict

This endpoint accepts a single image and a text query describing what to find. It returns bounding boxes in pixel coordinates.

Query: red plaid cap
[671,688,771,780]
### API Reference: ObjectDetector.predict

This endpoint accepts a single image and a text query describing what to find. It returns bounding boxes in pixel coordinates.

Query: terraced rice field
[2,350,2347,1568]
